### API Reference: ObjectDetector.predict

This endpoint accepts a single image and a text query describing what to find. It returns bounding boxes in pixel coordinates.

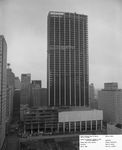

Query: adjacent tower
[98,83,122,124]
[0,35,7,149]
[47,11,89,107]
[20,73,31,106]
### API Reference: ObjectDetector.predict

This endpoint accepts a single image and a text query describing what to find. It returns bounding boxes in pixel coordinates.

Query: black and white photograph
[0,0,122,149]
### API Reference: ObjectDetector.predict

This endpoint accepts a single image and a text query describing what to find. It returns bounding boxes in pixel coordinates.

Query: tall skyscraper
[98,83,122,124]
[0,35,7,149]
[20,74,31,106]
[47,11,89,107]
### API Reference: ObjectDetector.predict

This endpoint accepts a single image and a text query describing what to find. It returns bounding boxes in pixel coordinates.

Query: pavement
[5,118,20,150]
[6,133,19,150]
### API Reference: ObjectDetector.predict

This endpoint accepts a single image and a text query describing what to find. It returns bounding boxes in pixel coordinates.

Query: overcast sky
[0,0,122,88]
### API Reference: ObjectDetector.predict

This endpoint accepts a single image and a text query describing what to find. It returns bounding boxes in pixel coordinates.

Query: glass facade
[47,12,89,107]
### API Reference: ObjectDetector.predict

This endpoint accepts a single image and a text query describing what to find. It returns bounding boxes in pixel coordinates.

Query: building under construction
[23,107,103,134]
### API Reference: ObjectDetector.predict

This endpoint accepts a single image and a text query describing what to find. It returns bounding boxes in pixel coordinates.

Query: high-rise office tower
[0,35,7,149]
[20,74,31,106]
[47,11,89,107]
[98,83,122,124]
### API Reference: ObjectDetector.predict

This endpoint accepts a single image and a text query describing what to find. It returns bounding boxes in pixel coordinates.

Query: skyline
[0,0,122,88]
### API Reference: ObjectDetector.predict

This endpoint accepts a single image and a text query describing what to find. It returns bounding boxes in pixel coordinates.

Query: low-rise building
[23,107,103,134]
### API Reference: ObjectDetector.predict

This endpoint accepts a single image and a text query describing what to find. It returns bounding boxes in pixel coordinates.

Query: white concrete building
[98,83,122,124]
[0,35,7,149]
[58,108,103,132]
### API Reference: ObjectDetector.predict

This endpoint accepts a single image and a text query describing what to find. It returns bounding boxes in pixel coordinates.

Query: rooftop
[48,11,86,17]
[24,106,99,114]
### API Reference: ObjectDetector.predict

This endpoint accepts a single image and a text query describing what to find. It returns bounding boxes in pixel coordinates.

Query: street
[6,133,19,150]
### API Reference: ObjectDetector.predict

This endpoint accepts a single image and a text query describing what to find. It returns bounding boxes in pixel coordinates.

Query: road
[19,130,106,142]
[6,133,19,150]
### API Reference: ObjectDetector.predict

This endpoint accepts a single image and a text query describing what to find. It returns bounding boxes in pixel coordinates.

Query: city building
[89,83,94,101]
[107,122,122,134]
[89,83,98,109]
[104,82,118,90]
[23,107,103,134]
[13,89,20,121]
[20,73,31,106]
[47,11,89,107]
[6,67,15,124]
[40,88,47,106]
[6,86,13,130]
[98,83,122,124]
[14,76,21,120]
[30,81,47,107]
[32,80,42,88]
[15,77,21,89]
[31,80,42,107]
[20,105,30,122]
[7,67,15,89]
[0,35,7,149]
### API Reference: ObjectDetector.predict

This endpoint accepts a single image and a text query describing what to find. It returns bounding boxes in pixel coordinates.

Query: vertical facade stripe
[59,15,61,106]
[64,14,66,106]
[74,13,76,106]
[54,14,56,106]
[47,16,50,106]
[69,13,71,106]
[78,14,81,106]
[83,21,86,106]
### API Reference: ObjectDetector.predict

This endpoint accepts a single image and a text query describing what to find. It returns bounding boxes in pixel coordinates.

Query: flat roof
[27,106,96,112]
